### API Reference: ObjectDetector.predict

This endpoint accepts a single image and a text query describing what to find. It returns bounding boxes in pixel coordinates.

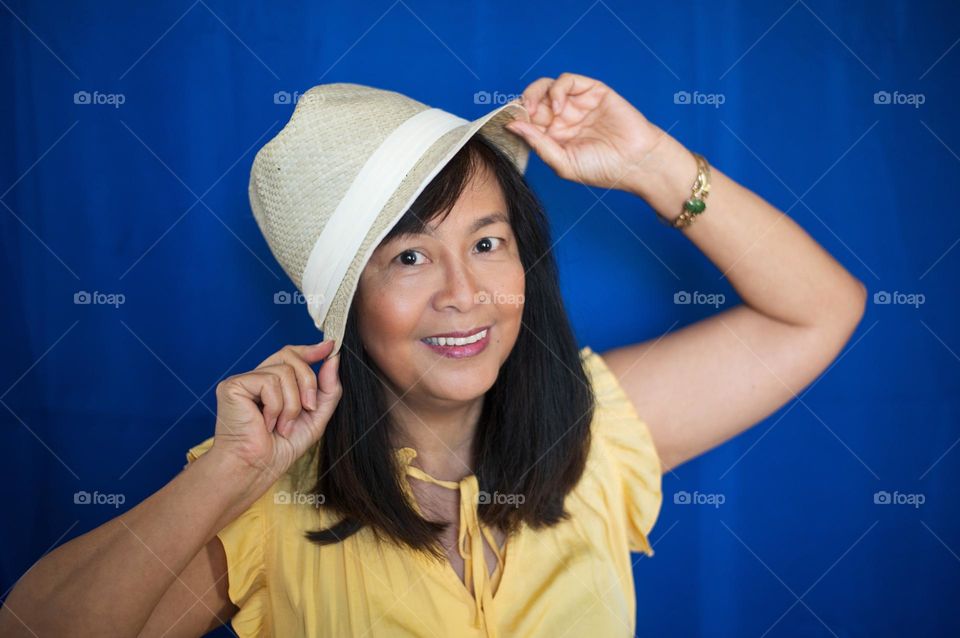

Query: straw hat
[248,82,532,357]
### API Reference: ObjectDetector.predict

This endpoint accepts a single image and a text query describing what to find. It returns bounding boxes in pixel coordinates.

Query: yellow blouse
[185,345,663,637]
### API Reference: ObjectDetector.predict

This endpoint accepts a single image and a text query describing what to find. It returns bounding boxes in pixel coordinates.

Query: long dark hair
[306,132,595,562]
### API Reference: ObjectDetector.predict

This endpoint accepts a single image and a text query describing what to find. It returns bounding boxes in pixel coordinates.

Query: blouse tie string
[403,464,503,638]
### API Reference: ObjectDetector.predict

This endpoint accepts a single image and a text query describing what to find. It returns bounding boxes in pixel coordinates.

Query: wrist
[624,129,700,219]
[191,447,276,522]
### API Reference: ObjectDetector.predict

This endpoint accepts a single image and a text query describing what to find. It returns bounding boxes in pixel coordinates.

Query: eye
[475,237,504,253]
[394,249,426,267]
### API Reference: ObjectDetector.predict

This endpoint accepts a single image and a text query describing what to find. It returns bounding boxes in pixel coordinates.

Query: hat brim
[320,99,533,357]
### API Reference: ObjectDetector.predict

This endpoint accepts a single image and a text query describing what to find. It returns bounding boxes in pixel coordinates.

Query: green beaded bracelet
[655,151,711,229]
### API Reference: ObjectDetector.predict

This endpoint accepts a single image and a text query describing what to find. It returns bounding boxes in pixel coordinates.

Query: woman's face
[355,163,525,404]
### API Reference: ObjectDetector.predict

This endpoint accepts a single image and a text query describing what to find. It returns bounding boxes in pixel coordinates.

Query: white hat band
[301,107,469,329]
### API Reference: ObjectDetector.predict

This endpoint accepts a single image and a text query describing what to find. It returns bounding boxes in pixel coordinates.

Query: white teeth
[423,328,487,347]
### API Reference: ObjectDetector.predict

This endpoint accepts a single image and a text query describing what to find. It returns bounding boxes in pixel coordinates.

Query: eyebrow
[416,211,510,238]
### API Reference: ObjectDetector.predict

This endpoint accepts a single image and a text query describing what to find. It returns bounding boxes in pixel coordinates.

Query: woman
[0,73,866,637]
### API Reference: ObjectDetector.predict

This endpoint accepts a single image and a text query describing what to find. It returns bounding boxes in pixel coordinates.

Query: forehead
[429,165,507,229]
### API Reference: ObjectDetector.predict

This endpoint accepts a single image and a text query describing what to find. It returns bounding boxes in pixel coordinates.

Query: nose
[432,253,482,313]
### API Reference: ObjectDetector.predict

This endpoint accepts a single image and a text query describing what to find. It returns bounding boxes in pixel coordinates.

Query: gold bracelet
[655,151,711,229]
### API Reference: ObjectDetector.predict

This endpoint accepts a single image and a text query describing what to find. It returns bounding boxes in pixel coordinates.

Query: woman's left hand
[505,72,666,191]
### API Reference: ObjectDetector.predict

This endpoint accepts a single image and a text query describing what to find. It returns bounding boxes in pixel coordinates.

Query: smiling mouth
[420,327,489,347]
[418,325,492,359]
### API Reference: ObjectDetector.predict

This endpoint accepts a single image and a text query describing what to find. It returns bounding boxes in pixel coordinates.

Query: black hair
[306,132,595,562]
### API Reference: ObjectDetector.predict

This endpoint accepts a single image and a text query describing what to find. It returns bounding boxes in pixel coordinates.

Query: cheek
[358,276,428,339]
[490,261,526,318]
[501,259,525,295]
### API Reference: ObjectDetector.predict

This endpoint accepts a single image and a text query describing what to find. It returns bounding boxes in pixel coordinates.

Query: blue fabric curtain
[2,1,957,635]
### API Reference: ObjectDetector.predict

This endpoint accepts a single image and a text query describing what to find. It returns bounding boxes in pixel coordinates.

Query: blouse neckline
[391,445,513,638]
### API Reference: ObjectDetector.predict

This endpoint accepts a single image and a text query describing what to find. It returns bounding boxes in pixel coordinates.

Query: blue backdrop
[2,1,958,636]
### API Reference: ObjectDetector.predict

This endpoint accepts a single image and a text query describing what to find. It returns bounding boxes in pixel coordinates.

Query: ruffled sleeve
[580,346,664,556]
[186,437,270,637]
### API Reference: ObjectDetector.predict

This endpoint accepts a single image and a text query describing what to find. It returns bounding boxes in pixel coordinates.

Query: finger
[269,364,307,437]
[277,343,330,410]
[291,340,336,364]
[287,352,342,454]
[520,77,556,125]
[257,341,335,410]
[225,372,285,433]
[547,73,598,115]
[255,341,335,371]
[258,374,284,433]
[504,121,570,177]
[256,340,335,370]
[317,349,342,401]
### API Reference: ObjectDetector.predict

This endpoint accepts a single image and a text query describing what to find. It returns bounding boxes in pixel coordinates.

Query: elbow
[815,278,868,349]
[844,279,868,327]
[851,279,868,325]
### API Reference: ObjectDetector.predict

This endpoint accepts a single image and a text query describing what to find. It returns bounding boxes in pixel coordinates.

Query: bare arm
[138,537,236,638]
[0,340,342,637]
[600,129,867,474]
[0,451,265,637]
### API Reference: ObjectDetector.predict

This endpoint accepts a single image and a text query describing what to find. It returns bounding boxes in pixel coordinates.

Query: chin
[423,367,498,402]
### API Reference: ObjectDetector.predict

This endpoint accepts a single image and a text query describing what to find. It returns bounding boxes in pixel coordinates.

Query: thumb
[316,349,341,399]
[296,339,336,364]
[506,121,569,175]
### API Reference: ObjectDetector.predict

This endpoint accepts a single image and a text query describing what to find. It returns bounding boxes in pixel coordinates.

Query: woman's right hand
[211,340,342,480]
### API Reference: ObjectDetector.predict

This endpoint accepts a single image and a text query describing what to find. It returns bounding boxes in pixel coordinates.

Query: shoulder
[574,345,664,555]
[578,346,649,432]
